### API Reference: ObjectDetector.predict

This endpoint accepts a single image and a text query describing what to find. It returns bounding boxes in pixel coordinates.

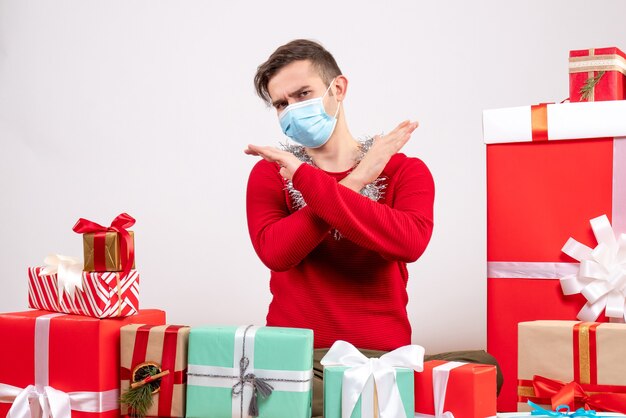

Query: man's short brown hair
[254,39,342,104]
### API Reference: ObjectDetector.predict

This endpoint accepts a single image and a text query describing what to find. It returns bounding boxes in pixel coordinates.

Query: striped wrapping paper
[28,266,139,318]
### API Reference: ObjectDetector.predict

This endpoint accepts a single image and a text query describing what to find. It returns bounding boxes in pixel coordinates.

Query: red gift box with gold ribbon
[569,47,626,102]
[517,321,626,413]
[482,100,626,411]
[120,324,190,417]
[0,309,166,418]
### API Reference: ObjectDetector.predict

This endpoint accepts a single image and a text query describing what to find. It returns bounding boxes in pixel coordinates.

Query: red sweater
[246,153,435,350]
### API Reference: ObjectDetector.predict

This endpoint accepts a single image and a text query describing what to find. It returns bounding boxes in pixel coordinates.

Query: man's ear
[333,75,348,101]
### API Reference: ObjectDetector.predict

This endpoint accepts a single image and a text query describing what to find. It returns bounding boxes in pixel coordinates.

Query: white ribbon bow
[560,214,626,322]
[320,340,424,418]
[39,254,84,299]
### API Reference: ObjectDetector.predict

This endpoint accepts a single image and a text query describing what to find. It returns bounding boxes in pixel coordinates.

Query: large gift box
[186,325,313,418]
[517,321,626,413]
[120,324,190,417]
[0,309,166,418]
[483,100,626,411]
[414,360,497,418]
[28,266,140,318]
[73,213,136,272]
[569,47,626,102]
[321,340,423,418]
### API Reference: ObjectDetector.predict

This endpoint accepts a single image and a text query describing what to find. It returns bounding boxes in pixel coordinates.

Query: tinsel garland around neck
[281,137,387,239]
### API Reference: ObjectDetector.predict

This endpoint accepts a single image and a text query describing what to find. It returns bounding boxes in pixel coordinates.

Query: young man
[245,39,500,416]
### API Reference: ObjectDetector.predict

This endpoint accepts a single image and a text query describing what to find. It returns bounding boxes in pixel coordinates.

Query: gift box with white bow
[414,360,497,418]
[28,261,140,318]
[482,100,626,411]
[321,340,424,418]
[0,309,166,418]
[186,325,313,418]
[517,320,626,414]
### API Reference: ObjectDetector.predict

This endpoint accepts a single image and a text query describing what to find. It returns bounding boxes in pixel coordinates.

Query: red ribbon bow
[532,375,626,413]
[72,213,135,280]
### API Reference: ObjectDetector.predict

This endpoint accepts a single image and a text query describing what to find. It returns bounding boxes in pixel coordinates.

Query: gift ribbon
[72,213,135,278]
[560,215,626,322]
[528,400,599,417]
[414,361,466,418]
[530,375,626,414]
[320,340,425,418]
[487,138,626,321]
[569,53,626,76]
[187,325,313,418]
[0,313,119,418]
[39,254,84,300]
[531,104,549,142]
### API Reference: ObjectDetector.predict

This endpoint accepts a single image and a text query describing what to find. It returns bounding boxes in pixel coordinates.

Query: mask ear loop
[323,77,342,119]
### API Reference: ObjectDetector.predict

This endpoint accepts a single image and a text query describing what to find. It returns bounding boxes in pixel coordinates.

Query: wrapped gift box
[73,213,136,272]
[569,47,626,102]
[28,266,139,318]
[120,324,190,417]
[414,360,497,418]
[0,309,166,418]
[517,321,626,413]
[186,325,313,418]
[483,100,626,411]
[324,367,413,418]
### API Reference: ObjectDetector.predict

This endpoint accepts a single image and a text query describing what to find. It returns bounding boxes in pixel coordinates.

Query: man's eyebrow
[271,86,312,107]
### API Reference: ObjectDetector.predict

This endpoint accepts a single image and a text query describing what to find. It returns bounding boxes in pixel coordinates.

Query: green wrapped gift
[321,340,422,418]
[324,367,414,418]
[186,325,313,418]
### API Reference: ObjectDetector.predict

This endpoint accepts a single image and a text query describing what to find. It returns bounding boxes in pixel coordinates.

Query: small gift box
[482,100,626,411]
[28,262,139,318]
[569,47,626,102]
[517,320,626,414]
[186,325,313,418]
[413,360,497,418]
[120,324,190,417]
[73,213,136,272]
[321,340,423,418]
[0,309,166,418]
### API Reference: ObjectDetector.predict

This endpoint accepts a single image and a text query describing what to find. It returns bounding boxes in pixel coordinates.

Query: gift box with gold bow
[0,309,166,418]
[569,47,626,102]
[482,100,626,411]
[517,320,626,414]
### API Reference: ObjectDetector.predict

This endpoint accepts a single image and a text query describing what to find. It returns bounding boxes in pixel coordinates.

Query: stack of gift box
[484,46,626,415]
[0,213,499,418]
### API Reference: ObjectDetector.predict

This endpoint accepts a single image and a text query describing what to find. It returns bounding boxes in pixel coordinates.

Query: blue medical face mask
[278,80,341,148]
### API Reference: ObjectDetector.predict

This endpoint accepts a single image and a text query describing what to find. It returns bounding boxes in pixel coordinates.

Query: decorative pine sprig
[120,364,168,418]
[579,71,605,101]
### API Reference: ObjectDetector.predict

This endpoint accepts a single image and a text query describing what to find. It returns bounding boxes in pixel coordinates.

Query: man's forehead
[267,60,325,99]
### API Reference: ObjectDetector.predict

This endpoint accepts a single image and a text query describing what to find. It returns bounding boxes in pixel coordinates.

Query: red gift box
[569,47,626,102]
[483,101,626,411]
[414,360,497,418]
[28,266,140,318]
[0,309,166,418]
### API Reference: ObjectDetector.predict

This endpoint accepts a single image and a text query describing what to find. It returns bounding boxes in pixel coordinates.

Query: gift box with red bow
[517,320,626,414]
[414,360,497,418]
[482,100,626,411]
[73,213,136,273]
[120,324,190,417]
[0,309,166,418]
[569,47,626,102]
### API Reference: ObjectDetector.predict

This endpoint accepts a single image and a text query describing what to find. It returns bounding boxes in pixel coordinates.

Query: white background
[1,0,625,353]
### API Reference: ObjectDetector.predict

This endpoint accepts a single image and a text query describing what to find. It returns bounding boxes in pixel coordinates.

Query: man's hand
[245,144,303,180]
[341,120,419,192]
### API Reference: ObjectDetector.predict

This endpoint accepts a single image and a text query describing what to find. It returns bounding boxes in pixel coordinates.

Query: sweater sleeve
[246,160,332,272]
[291,156,435,262]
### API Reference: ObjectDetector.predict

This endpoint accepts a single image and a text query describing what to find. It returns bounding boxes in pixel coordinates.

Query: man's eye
[299,91,310,98]
[275,103,287,110]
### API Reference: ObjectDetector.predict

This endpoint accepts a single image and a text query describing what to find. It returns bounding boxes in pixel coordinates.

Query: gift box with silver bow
[186,325,313,418]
